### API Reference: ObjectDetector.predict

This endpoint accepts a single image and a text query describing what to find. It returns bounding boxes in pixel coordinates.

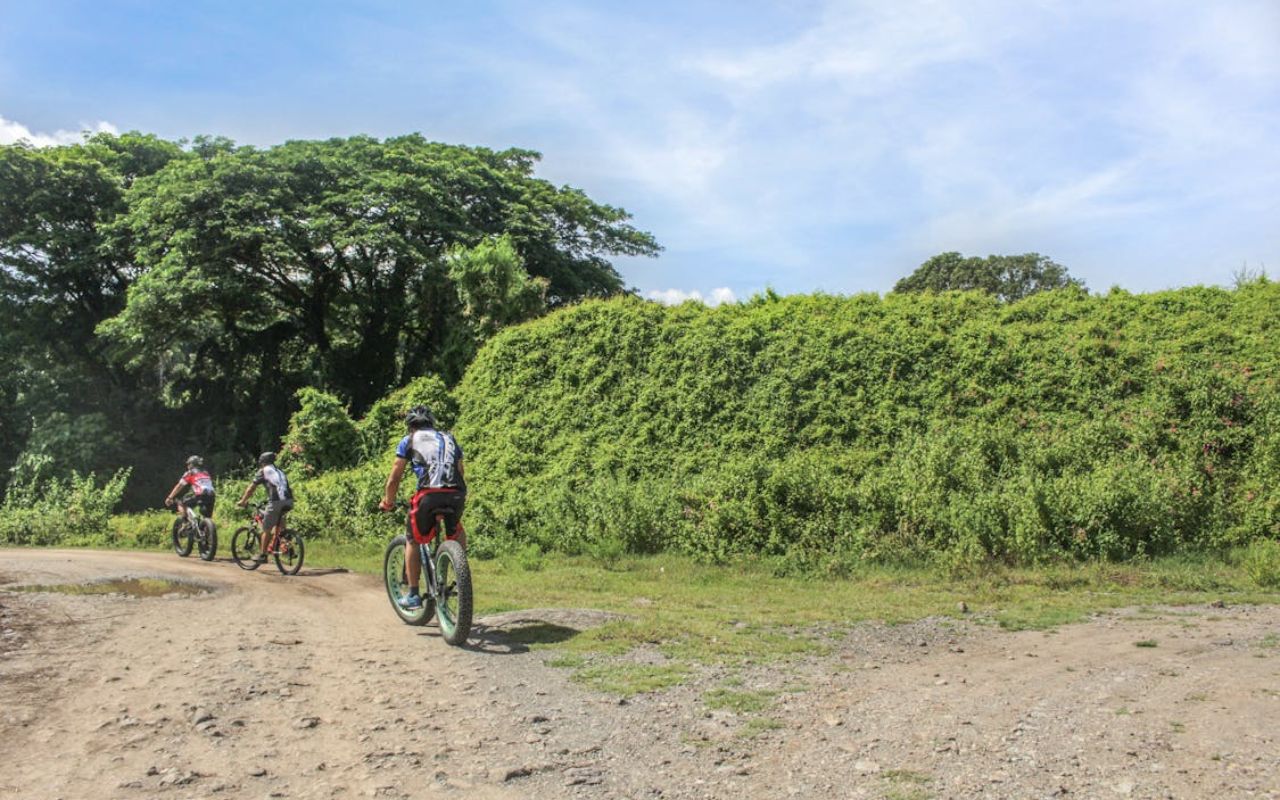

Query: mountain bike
[231,504,305,575]
[382,498,472,645]
[167,499,217,561]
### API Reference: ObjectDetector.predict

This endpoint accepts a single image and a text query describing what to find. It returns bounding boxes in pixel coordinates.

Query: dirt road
[1,549,1277,800]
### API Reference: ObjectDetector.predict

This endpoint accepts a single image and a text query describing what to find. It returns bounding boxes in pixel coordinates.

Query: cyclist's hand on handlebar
[378,498,396,512]
[236,500,247,509]
[164,498,174,508]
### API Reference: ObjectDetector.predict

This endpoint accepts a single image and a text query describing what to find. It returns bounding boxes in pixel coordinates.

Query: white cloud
[646,287,738,306]
[0,115,118,147]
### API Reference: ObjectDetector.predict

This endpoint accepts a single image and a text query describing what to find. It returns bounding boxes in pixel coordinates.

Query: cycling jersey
[252,464,293,502]
[182,469,215,496]
[396,428,465,491]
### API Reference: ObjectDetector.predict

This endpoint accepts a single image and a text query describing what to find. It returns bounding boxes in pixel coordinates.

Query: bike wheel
[231,526,262,570]
[435,539,472,646]
[383,535,433,626]
[198,519,218,561]
[171,517,194,557]
[274,529,304,576]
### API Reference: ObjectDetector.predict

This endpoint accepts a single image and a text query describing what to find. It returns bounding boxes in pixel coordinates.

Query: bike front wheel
[274,529,304,575]
[231,526,261,570]
[197,519,218,561]
[383,535,433,626]
[171,517,194,557]
[435,539,472,646]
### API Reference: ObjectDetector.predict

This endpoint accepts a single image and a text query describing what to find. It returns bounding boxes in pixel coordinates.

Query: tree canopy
[893,252,1083,301]
[0,132,658,504]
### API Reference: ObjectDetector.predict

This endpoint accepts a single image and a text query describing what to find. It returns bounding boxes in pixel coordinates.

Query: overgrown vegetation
[0,469,130,545]
[447,283,1280,570]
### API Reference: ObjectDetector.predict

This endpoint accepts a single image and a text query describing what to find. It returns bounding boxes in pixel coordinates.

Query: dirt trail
[1,549,1277,800]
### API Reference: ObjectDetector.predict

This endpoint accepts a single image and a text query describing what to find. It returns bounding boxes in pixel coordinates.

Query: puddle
[6,577,208,598]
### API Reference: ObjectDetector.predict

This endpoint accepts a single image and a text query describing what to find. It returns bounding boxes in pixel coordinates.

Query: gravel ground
[1,549,1277,800]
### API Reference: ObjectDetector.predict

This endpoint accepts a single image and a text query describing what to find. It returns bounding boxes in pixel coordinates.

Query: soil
[1,549,1277,800]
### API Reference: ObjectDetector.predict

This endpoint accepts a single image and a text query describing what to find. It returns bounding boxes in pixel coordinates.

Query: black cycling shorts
[182,493,215,518]
[409,488,465,543]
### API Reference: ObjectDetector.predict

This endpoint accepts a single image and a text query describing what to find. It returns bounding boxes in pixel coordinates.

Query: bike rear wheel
[171,517,194,557]
[383,535,433,626]
[197,519,218,561]
[274,529,304,575]
[231,526,262,570]
[435,538,472,646]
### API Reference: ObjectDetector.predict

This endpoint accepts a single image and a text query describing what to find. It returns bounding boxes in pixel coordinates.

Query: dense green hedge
[441,283,1280,570]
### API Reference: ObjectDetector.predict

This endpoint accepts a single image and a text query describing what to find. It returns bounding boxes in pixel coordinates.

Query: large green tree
[893,252,1083,301]
[0,133,184,499]
[98,134,659,452]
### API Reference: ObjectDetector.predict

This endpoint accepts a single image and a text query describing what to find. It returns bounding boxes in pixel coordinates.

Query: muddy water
[5,576,207,597]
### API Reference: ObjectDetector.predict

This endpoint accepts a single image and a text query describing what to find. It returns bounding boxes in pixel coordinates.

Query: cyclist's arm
[457,459,464,480]
[164,478,186,505]
[380,457,408,510]
[236,480,257,507]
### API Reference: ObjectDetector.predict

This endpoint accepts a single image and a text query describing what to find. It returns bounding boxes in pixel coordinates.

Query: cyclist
[164,455,216,518]
[235,451,294,564]
[378,405,466,610]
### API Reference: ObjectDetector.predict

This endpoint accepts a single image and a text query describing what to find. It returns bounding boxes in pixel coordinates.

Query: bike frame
[410,511,454,600]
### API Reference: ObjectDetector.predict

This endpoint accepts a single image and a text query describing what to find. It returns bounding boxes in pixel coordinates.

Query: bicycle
[230,504,305,575]
[167,499,217,561]
[382,498,472,645]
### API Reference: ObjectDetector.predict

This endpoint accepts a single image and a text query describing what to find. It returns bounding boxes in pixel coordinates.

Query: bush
[279,388,361,475]
[0,469,130,546]
[445,283,1280,567]
[1242,539,1280,588]
[357,375,457,460]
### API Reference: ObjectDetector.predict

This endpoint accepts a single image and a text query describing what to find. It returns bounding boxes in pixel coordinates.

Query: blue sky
[2,1,1277,302]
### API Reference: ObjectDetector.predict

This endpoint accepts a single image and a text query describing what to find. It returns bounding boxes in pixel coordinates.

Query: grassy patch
[1134,639,1159,648]
[738,716,784,738]
[882,768,933,800]
[569,661,690,696]
[703,687,777,714]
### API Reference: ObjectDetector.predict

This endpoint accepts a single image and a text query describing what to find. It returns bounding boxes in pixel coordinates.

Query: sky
[1,0,1277,303]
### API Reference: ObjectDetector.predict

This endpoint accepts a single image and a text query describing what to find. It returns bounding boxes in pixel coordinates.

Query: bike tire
[198,519,218,561]
[435,539,472,646]
[383,535,433,626]
[231,526,262,570]
[274,529,304,576]
[171,517,194,557]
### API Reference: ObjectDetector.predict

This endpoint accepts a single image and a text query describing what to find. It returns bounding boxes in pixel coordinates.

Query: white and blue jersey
[397,428,465,491]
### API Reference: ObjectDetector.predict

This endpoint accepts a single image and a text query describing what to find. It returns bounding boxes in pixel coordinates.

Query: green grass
[569,661,690,696]
[703,687,777,713]
[738,716,784,738]
[882,769,934,800]
[1134,639,1159,648]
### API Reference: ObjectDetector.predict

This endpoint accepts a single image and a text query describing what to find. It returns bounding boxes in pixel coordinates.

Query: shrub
[0,469,130,546]
[446,284,1280,567]
[279,388,361,475]
[1242,539,1280,588]
[357,375,457,460]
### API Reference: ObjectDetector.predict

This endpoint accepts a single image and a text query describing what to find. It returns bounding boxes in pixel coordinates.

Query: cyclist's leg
[445,492,467,549]
[405,491,426,592]
[259,501,284,558]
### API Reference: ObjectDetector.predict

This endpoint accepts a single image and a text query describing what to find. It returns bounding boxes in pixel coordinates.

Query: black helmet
[258,451,276,466]
[185,455,203,469]
[405,405,436,430]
